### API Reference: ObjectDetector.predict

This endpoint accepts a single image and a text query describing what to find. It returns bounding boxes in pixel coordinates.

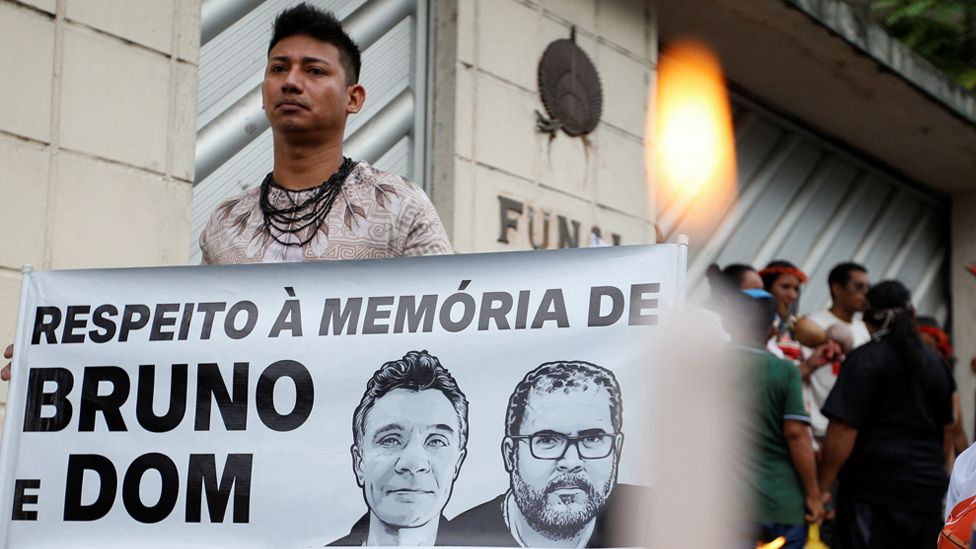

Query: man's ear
[829,282,841,302]
[502,437,515,473]
[351,445,365,487]
[346,83,366,114]
[453,448,467,480]
[612,433,625,484]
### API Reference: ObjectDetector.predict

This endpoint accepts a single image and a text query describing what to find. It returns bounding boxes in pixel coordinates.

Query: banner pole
[674,234,689,310]
[0,264,34,547]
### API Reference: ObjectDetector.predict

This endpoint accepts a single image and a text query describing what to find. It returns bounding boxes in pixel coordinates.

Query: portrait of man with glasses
[329,350,468,546]
[444,361,645,547]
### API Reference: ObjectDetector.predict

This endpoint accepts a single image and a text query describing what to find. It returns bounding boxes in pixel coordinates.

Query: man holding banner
[2,2,451,382]
[446,361,645,547]
[198,3,452,264]
[331,351,468,546]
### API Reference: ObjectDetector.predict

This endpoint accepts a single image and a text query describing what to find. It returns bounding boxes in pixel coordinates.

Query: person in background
[808,323,854,548]
[941,442,976,548]
[727,288,823,549]
[919,315,954,365]
[760,260,843,401]
[706,263,764,302]
[760,260,808,362]
[941,348,976,548]
[819,280,954,549]
[804,262,871,441]
[700,263,765,346]
[918,315,968,457]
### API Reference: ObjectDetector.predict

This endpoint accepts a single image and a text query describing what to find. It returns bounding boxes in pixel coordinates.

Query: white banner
[0,244,685,548]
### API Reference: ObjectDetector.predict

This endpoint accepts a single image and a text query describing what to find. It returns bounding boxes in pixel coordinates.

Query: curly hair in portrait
[504,361,623,437]
[352,350,469,449]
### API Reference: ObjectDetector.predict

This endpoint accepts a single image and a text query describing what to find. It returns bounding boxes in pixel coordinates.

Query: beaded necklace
[259,157,355,247]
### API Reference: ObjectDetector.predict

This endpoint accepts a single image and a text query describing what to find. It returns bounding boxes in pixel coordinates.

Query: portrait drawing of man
[329,350,468,546]
[445,361,646,547]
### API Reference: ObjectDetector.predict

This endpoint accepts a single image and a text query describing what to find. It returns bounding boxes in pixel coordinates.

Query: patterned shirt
[199,161,453,264]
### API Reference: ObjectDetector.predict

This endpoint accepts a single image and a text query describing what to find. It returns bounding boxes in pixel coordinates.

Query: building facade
[0,0,200,421]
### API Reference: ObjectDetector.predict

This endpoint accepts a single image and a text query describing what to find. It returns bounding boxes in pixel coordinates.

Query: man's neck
[366,512,439,546]
[828,304,854,323]
[505,492,594,548]
[272,136,345,191]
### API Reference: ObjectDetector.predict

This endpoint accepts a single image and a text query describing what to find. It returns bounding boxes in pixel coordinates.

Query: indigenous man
[199,3,452,263]
[2,4,452,380]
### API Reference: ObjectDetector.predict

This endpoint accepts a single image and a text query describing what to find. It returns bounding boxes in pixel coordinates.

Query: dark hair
[706,263,757,311]
[505,361,622,437]
[726,264,758,288]
[863,280,925,369]
[917,315,954,364]
[916,315,941,329]
[352,350,468,449]
[707,263,757,293]
[269,2,362,84]
[728,291,777,340]
[827,262,867,299]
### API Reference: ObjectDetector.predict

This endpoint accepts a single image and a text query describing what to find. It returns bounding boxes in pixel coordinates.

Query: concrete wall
[431,0,657,253]
[0,0,201,422]
[952,191,976,437]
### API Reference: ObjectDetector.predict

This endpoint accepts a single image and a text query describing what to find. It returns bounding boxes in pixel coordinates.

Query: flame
[757,537,786,549]
[649,40,736,238]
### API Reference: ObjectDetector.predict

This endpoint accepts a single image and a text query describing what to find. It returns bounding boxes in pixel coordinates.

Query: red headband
[918,324,953,361]
[759,266,808,284]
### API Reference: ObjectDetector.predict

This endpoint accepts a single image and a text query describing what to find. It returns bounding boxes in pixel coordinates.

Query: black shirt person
[817,280,954,549]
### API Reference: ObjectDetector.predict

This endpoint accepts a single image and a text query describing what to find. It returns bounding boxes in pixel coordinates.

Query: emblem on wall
[537,28,603,137]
